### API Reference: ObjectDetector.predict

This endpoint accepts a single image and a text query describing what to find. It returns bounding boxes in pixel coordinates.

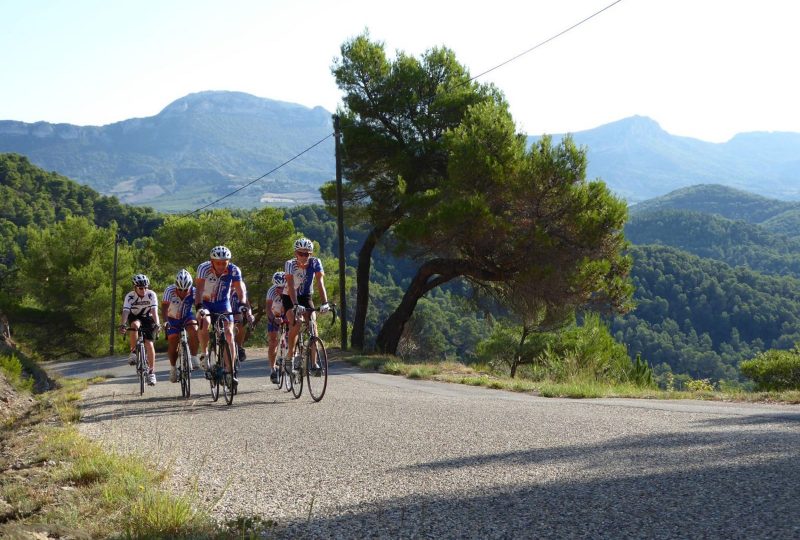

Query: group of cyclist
[119,237,329,387]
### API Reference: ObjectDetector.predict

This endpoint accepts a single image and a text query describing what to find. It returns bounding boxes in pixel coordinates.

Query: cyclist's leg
[166,322,180,367]
[267,329,278,369]
[222,317,236,374]
[186,319,200,368]
[197,312,211,362]
[128,318,141,352]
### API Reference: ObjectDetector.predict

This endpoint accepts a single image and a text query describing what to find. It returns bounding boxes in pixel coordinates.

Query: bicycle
[289,304,336,402]
[125,326,148,395]
[171,320,196,398]
[203,312,239,405]
[273,318,293,393]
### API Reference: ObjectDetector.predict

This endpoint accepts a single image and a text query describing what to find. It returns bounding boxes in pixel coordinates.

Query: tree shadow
[270,428,800,539]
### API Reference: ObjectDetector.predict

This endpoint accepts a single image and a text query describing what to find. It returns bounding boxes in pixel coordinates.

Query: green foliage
[685,378,715,392]
[740,349,800,390]
[14,217,136,358]
[0,353,34,392]
[611,244,800,381]
[629,353,655,388]
[626,209,800,278]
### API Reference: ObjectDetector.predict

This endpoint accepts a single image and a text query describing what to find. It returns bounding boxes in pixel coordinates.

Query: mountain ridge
[3,92,800,210]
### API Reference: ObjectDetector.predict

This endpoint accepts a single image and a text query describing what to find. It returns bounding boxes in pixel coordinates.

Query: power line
[177,132,333,220]
[177,0,624,219]
[468,0,626,83]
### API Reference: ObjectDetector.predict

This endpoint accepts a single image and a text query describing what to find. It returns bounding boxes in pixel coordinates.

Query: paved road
[46,350,800,539]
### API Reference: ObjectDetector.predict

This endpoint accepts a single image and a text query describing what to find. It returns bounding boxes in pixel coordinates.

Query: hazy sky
[2,0,798,143]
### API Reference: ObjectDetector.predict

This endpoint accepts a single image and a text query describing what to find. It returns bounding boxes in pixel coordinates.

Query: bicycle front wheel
[137,343,146,395]
[208,347,220,402]
[222,343,235,405]
[180,341,191,398]
[290,355,303,399]
[306,337,328,402]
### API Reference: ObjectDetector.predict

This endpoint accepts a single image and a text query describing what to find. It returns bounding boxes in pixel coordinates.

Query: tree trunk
[350,223,390,350]
[510,326,530,379]
[376,260,460,355]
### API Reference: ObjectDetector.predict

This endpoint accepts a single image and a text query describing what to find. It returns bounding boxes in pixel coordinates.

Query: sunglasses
[296,251,310,258]
[135,286,146,290]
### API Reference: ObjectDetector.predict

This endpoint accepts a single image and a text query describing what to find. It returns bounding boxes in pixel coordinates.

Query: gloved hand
[197,308,209,318]
[247,311,255,325]
[118,324,127,335]
[294,305,306,315]
[319,303,331,313]
[238,305,249,314]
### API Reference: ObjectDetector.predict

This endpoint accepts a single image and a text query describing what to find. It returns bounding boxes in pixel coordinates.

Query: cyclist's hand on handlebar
[294,305,306,315]
[320,302,331,313]
[197,308,209,318]
[238,305,249,314]
[118,324,127,335]
[246,311,255,325]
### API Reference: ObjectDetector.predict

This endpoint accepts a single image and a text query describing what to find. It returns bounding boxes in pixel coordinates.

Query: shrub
[740,349,800,391]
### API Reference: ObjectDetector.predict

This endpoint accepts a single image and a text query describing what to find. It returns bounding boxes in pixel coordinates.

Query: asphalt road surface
[46,349,800,539]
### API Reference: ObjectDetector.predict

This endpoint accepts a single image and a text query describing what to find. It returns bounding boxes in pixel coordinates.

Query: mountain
[4,94,800,210]
[0,91,334,211]
[540,116,800,202]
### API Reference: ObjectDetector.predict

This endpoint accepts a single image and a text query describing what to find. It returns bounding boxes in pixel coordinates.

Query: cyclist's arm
[315,272,328,305]
[149,293,160,326]
[286,274,297,304]
[120,292,132,326]
[234,279,247,306]
[160,300,169,324]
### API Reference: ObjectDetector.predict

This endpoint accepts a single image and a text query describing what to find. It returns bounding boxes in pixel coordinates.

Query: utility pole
[109,233,120,356]
[333,115,348,350]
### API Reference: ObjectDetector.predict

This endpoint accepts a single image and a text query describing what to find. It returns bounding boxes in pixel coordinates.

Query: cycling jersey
[196,261,242,313]
[265,285,284,317]
[123,289,158,318]
[162,285,196,320]
[284,256,323,297]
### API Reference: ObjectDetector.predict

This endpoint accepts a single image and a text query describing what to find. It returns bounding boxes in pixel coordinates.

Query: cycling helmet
[175,269,193,290]
[294,237,314,253]
[132,274,150,287]
[210,245,232,260]
[272,271,286,286]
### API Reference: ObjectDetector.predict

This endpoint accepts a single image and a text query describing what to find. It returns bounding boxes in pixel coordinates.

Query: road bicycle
[288,304,335,402]
[171,320,196,398]
[272,318,293,393]
[125,326,153,395]
[203,312,239,405]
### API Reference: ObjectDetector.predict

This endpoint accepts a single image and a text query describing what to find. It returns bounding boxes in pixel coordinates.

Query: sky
[2,0,799,143]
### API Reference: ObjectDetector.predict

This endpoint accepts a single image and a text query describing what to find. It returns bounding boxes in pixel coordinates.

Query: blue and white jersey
[162,285,196,320]
[284,257,323,297]
[231,289,242,312]
[196,261,242,313]
[266,285,284,316]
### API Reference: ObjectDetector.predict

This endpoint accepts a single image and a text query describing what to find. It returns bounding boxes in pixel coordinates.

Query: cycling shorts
[166,315,197,337]
[127,314,156,341]
[266,314,285,333]
[281,294,314,313]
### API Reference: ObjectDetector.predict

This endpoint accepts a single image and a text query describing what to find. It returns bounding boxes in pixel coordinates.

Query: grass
[0,370,275,539]
[344,354,800,403]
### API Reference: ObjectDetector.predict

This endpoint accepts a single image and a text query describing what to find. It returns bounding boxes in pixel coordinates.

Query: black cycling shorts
[281,294,314,313]
[127,314,156,341]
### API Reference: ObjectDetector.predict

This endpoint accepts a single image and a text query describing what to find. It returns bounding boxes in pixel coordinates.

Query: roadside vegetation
[0,351,274,539]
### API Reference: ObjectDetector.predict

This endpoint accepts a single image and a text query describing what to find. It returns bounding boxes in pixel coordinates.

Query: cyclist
[161,269,201,383]
[265,271,287,383]
[195,245,247,385]
[283,238,330,374]
[119,273,160,385]
[231,287,255,362]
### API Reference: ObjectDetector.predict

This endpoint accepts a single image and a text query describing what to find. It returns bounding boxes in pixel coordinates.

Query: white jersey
[123,289,158,318]
[266,285,284,316]
[284,257,323,296]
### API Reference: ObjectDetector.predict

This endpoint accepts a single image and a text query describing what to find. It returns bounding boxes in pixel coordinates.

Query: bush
[740,349,800,391]
[0,353,34,392]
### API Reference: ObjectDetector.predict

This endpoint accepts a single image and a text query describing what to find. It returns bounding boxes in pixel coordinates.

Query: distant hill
[628,184,800,223]
[0,91,334,211]
[5,94,800,210]
[539,116,800,202]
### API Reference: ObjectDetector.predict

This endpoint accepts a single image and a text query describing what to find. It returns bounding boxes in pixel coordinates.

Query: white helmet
[272,271,286,286]
[210,245,232,260]
[294,237,313,253]
[132,273,149,287]
[175,269,193,290]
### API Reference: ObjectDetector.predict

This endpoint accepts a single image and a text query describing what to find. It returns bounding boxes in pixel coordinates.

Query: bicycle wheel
[222,342,235,405]
[180,341,191,398]
[273,357,283,388]
[283,361,293,392]
[137,343,146,395]
[290,352,303,399]
[306,337,328,402]
[208,346,220,402]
